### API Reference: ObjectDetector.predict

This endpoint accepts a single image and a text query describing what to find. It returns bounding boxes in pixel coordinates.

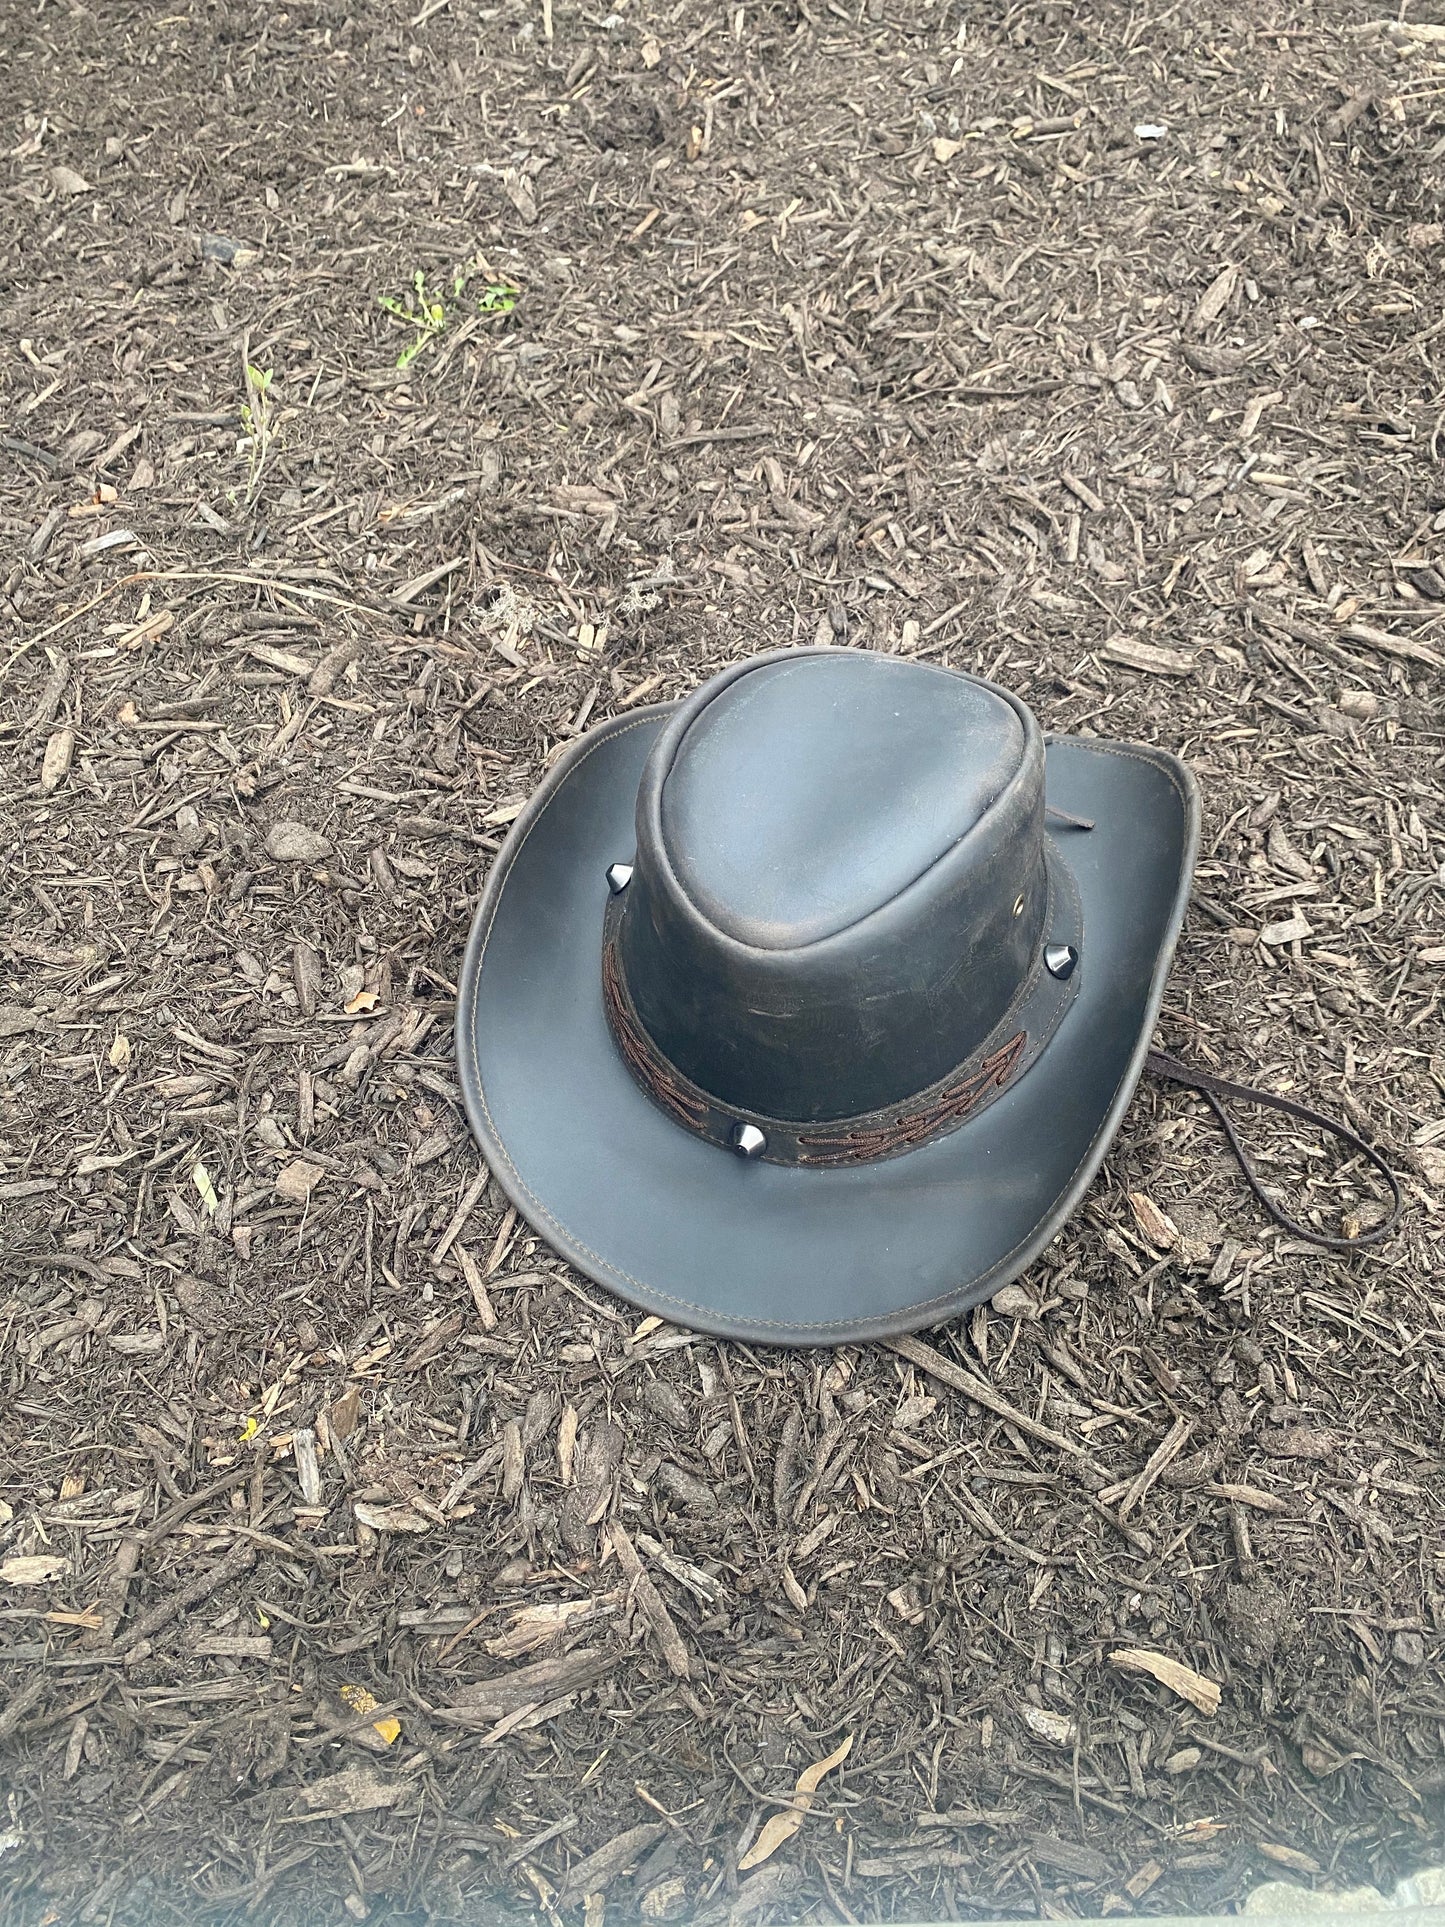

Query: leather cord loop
[1145,1048,1403,1252]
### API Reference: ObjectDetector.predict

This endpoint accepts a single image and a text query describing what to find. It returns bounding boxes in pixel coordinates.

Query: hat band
[600,851,1083,1168]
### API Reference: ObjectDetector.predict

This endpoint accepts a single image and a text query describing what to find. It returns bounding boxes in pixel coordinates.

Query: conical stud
[1044,943,1078,980]
[731,1122,767,1160]
[606,863,633,895]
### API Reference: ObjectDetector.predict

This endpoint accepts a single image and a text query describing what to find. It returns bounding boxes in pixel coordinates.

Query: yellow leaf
[257,1607,271,1629]
[341,1683,380,1715]
[238,1415,260,1444]
[372,1716,402,1745]
[108,1031,132,1070]
[737,1733,853,1870]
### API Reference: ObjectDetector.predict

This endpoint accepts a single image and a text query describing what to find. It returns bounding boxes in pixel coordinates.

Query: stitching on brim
[462,733,1191,1335]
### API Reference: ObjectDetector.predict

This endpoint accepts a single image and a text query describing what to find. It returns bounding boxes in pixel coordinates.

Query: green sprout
[475,280,519,316]
[378,269,450,369]
[377,264,520,369]
[238,361,276,502]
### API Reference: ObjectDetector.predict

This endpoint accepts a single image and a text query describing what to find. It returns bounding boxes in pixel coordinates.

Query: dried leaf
[736,1733,853,1870]
[340,1683,402,1745]
[192,1162,219,1216]
[1192,263,1239,330]
[327,1385,362,1443]
[1109,1647,1222,1715]
[108,1031,132,1070]
[344,987,380,1015]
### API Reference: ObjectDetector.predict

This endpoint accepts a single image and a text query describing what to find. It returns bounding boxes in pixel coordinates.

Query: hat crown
[617,650,1050,1123]
[659,653,1026,949]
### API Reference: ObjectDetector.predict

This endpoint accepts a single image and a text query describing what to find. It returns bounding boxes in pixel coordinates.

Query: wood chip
[40,727,76,793]
[1020,1704,1077,1746]
[295,1764,404,1816]
[608,1522,691,1679]
[1100,636,1195,676]
[437,1648,615,1726]
[1,1554,69,1585]
[1258,913,1313,946]
[275,1158,326,1202]
[1109,1647,1222,1714]
[1127,1192,1180,1249]
[559,1822,668,1901]
[1205,1482,1290,1512]
[1340,622,1445,671]
[352,1500,432,1534]
[247,640,315,676]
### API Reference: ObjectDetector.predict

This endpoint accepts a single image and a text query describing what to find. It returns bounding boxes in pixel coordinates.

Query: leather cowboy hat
[456,648,1200,1344]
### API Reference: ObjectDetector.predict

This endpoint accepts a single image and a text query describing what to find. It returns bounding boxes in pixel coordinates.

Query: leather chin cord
[1045,810,1403,1252]
[1144,1048,1404,1252]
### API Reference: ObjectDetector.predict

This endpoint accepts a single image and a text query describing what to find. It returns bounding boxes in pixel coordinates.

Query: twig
[886,1334,1091,1461]
[142,1468,253,1549]
[1100,1416,1193,1518]
[111,1541,257,1654]
[609,1523,692,1679]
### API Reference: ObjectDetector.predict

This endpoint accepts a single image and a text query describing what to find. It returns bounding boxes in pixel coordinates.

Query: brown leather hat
[457,649,1199,1344]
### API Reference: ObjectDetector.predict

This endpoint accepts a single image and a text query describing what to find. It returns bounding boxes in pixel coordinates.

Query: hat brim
[456,704,1199,1345]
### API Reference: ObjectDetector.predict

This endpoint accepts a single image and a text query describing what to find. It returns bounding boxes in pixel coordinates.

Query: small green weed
[377,263,520,369]
[237,361,276,502]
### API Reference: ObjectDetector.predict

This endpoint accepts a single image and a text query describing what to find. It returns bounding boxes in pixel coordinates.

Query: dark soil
[2,0,1444,1921]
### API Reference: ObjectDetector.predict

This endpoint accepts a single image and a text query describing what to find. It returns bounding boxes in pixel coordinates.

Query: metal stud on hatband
[1044,943,1079,980]
[606,863,634,894]
[731,1122,767,1159]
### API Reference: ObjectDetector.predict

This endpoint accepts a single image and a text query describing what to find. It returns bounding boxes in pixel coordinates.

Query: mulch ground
[3,0,1444,1921]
